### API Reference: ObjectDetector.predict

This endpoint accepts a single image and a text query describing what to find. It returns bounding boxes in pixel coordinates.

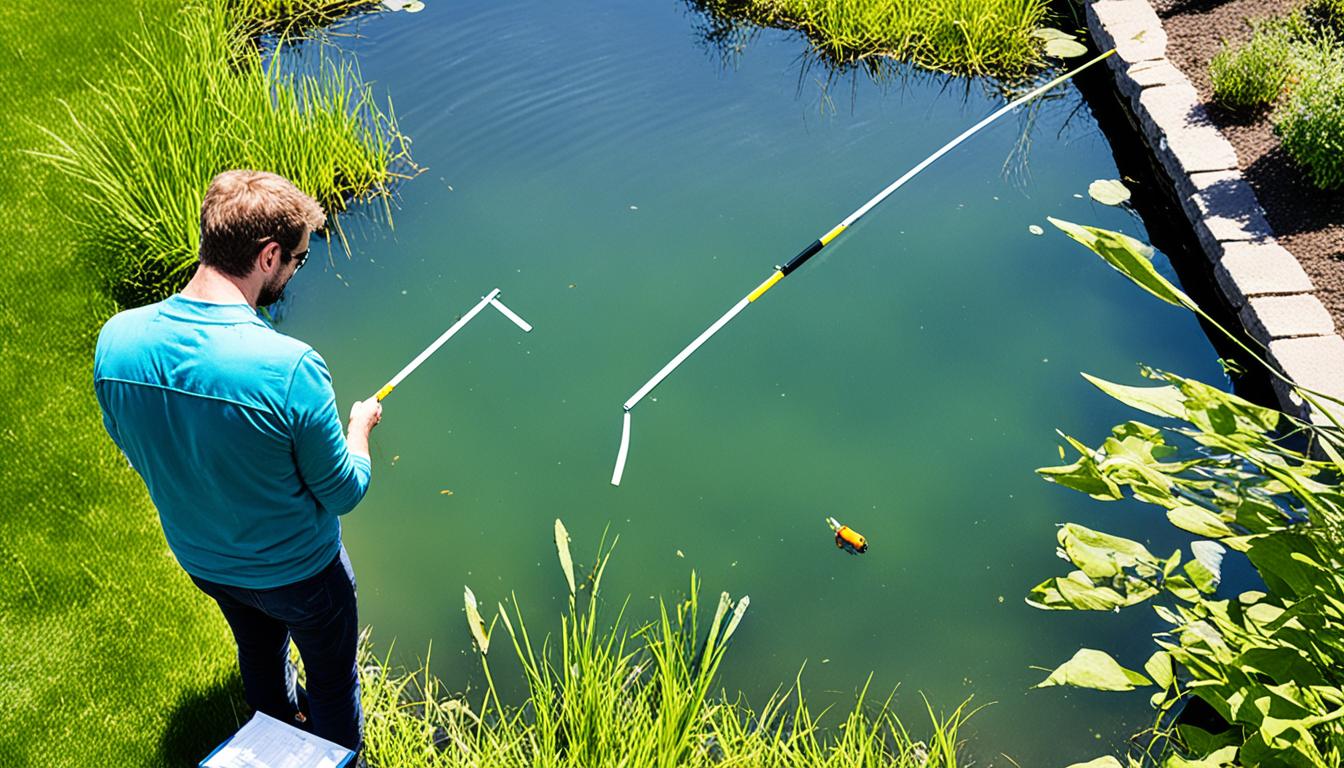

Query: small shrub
[1209,27,1293,109]
[1274,52,1344,189]
[1304,0,1344,41]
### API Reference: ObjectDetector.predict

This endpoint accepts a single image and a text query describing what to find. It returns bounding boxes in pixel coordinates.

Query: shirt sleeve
[286,350,372,516]
[94,383,123,450]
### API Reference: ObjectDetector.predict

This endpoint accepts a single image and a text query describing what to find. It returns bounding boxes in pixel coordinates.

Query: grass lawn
[0,2,244,764]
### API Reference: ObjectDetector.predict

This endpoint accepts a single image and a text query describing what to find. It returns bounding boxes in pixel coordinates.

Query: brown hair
[198,170,326,278]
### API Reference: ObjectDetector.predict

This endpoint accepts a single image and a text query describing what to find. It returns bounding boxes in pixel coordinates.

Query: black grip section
[780,239,824,275]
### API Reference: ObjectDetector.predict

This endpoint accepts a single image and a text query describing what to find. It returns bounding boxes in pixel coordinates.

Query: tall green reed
[31,2,414,306]
[360,520,979,767]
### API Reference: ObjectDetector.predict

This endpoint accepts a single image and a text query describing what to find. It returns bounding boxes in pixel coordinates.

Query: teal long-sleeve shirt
[94,294,371,589]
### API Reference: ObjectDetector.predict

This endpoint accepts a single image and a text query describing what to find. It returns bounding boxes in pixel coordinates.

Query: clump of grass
[360,523,980,767]
[1275,50,1344,189]
[1209,25,1295,109]
[31,2,414,306]
[689,0,1050,79]
[224,0,381,38]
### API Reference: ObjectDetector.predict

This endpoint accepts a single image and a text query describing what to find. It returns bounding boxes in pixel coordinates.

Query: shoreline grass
[32,1,415,307]
[0,2,243,764]
[359,524,981,768]
[688,0,1052,80]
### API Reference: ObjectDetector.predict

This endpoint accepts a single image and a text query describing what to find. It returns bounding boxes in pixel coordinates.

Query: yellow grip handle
[375,383,395,401]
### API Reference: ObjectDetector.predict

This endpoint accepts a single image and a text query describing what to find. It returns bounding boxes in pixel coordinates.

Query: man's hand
[346,396,383,459]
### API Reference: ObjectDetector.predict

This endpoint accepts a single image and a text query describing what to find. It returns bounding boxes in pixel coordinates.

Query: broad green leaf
[1162,744,1238,767]
[1237,647,1325,686]
[1065,758,1123,768]
[1248,534,1324,597]
[1038,453,1122,500]
[1028,571,1132,611]
[1035,648,1152,691]
[555,518,575,596]
[1169,505,1234,538]
[1171,374,1282,435]
[1082,373,1188,420]
[1049,218,1191,308]
[464,585,489,655]
[1059,523,1156,578]
[1145,650,1174,689]
[1088,179,1132,205]
[1046,38,1089,58]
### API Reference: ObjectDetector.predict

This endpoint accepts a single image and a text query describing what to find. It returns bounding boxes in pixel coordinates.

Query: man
[93,169,381,752]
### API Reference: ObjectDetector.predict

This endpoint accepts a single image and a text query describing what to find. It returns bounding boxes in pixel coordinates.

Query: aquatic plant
[359,521,979,767]
[30,2,414,306]
[1028,220,1344,766]
[686,0,1051,79]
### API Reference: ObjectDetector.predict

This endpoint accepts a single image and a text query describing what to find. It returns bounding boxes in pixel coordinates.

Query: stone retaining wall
[1084,0,1344,425]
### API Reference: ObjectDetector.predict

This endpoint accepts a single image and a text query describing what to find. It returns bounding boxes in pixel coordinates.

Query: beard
[257,273,289,307]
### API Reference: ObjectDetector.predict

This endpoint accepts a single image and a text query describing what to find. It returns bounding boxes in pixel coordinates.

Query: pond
[278,1,1231,763]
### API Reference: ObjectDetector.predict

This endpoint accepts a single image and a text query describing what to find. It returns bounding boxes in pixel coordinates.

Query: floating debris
[1028,224,1045,236]
[827,517,868,555]
[440,489,454,496]
[675,549,685,558]
[1088,179,1132,206]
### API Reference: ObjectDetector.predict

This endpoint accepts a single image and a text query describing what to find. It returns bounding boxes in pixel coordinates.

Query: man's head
[198,170,326,307]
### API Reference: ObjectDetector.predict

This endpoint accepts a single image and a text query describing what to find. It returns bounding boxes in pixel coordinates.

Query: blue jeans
[190,545,362,752]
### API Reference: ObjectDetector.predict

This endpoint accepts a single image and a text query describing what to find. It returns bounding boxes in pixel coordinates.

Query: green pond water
[277,2,1236,763]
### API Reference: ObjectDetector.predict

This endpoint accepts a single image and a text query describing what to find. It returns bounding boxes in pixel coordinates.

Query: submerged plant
[1029,220,1344,767]
[30,2,415,306]
[360,520,978,767]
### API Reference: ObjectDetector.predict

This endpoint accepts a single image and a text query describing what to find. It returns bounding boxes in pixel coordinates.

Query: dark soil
[1151,0,1344,332]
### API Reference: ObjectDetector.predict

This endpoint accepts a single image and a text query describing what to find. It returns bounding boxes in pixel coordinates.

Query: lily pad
[1028,224,1045,235]
[1087,178,1132,206]
[1032,27,1077,42]
[1045,38,1089,59]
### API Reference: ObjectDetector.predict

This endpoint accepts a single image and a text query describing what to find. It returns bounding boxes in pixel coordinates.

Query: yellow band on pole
[376,383,395,401]
[819,224,847,245]
[747,270,785,302]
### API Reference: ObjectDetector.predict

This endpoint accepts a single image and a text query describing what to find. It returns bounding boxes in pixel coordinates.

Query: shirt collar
[161,294,271,328]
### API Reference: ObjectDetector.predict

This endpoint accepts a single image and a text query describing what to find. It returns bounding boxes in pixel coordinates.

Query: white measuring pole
[376,288,532,401]
[609,50,1118,486]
